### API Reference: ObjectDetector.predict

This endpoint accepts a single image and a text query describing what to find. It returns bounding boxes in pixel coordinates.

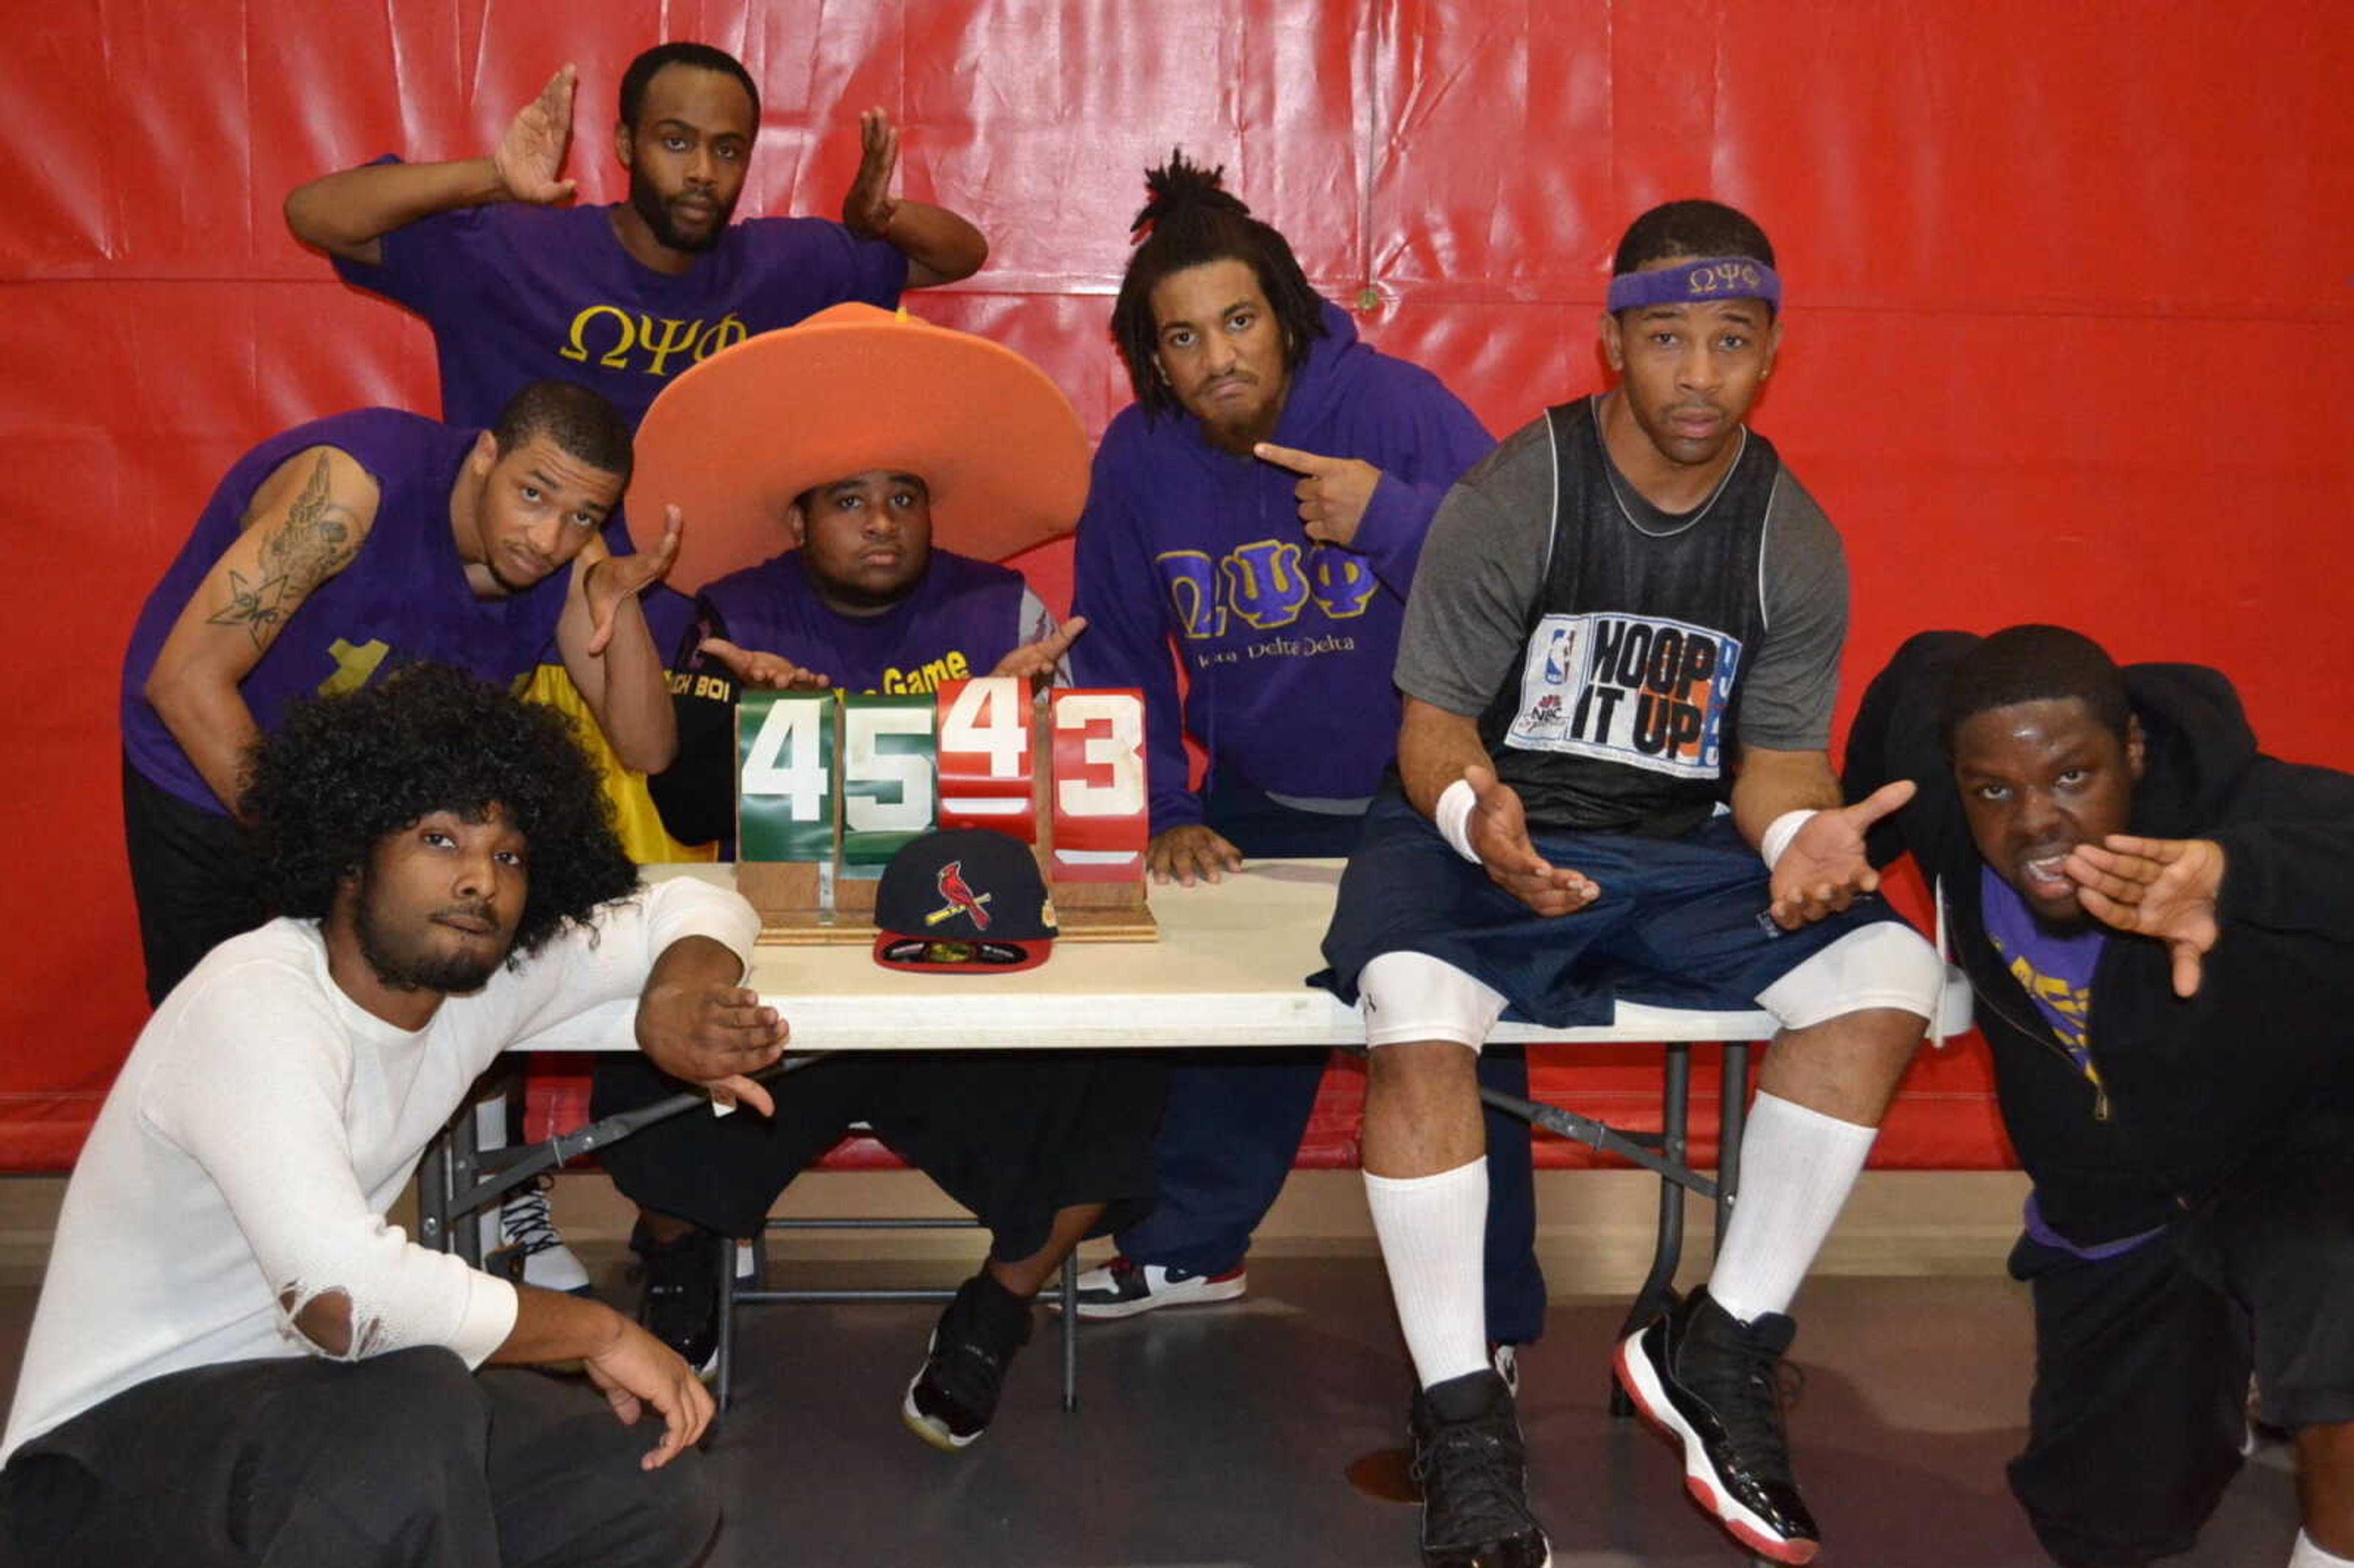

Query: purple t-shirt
[121,409,573,814]
[332,172,908,430]
[1981,864,2108,1081]
[689,548,1038,695]
[1069,303,1493,832]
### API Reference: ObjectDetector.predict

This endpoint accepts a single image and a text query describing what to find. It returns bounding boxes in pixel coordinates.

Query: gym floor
[0,1251,2292,1566]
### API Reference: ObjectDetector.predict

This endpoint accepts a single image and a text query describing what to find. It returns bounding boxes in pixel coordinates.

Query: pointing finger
[1846,778,1918,827]
[1254,441,1341,476]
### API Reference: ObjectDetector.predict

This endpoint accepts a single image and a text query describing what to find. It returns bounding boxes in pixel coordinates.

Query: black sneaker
[1407,1368,1552,1568]
[626,1220,723,1379]
[1613,1288,1819,1564]
[902,1272,1034,1452]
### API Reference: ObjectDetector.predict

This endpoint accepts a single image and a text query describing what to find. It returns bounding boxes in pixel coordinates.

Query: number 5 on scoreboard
[737,691,834,862]
[1049,688,1148,881]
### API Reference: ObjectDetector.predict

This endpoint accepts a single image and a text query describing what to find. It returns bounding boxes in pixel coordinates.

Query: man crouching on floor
[1,662,789,1567]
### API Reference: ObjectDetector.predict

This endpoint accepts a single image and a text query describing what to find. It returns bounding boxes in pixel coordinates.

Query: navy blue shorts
[1314,784,1908,1028]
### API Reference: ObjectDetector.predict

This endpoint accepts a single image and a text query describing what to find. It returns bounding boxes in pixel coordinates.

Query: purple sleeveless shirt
[688,548,1033,695]
[122,409,571,813]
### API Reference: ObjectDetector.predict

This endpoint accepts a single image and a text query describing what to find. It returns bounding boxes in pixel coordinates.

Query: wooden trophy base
[745,858,1158,948]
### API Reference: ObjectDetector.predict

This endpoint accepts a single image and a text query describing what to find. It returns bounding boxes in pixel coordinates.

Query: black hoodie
[1845,631,2354,1246]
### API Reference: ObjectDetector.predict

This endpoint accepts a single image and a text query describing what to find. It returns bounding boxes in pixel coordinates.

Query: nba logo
[1542,627,1575,685]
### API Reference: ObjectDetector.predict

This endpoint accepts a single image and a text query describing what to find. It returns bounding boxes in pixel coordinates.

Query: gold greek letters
[560,305,637,368]
[558,306,755,377]
[694,313,748,363]
[638,315,699,377]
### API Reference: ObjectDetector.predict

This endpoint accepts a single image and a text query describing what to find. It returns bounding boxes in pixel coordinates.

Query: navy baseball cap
[872,829,1059,974]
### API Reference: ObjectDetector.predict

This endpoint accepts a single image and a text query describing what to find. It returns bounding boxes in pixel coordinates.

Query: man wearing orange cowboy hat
[589,305,1164,1454]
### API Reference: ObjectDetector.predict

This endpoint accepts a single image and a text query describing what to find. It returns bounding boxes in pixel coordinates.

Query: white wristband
[1760,808,1819,871]
[1435,778,1484,865]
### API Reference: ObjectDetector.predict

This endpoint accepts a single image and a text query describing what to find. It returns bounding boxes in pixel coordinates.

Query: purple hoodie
[1070,302,1492,832]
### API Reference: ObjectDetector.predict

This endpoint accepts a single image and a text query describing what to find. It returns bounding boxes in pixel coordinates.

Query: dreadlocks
[1109,150,1327,419]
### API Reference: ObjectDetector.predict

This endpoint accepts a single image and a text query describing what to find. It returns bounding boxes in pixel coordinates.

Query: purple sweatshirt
[121,409,571,813]
[1070,302,1493,832]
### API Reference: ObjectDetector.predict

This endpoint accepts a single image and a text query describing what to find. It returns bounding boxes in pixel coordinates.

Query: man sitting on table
[1,663,788,1567]
[1314,200,1946,1566]
[1845,625,2354,1568]
[593,304,1162,1452]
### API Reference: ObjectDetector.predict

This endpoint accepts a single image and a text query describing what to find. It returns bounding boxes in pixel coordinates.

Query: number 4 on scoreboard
[936,676,1036,840]
[1049,688,1148,882]
[736,691,835,863]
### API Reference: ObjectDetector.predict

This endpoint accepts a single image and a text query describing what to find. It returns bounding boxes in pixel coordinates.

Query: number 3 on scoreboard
[1054,693,1146,815]
[1049,689,1148,880]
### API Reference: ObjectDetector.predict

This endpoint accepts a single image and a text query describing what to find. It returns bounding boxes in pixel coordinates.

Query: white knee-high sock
[1708,1091,1877,1325]
[2291,1529,2354,1567]
[1365,1159,1490,1390]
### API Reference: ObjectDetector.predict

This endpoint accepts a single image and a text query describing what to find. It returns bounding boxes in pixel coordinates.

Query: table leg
[1609,1041,1692,1417]
[417,1119,452,1254]
[1716,1042,1752,1256]
[449,1100,483,1267]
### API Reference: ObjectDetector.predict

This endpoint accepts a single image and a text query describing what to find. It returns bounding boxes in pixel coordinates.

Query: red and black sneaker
[1614,1288,1820,1564]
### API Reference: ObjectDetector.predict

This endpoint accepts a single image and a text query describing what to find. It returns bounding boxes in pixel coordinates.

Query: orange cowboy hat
[626,303,1093,593]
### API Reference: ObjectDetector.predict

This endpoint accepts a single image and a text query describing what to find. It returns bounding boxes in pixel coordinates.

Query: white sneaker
[482,1178,593,1295]
[1056,1256,1247,1320]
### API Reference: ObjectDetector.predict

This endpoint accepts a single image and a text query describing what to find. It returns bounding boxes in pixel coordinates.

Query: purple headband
[1606,256,1782,313]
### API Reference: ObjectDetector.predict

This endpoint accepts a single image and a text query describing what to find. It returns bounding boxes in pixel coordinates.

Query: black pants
[0,1348,718,1568]
[2008,1116,2354,1567]
[121,753,267,1007]
[594,1049,1164,1260]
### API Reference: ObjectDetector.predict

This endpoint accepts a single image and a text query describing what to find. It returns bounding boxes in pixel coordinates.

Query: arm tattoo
[205,568,291,648]
[261,454,364,591]
[208,455,365,650]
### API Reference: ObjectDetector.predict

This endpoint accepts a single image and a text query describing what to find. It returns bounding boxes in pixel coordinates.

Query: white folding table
[415,860,1826,1403]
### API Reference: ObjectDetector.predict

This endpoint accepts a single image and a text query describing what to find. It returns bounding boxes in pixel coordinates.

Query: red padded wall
[5,1,2349,1170]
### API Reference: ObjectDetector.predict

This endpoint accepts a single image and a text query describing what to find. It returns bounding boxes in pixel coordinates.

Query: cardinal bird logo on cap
[926,860,994,930]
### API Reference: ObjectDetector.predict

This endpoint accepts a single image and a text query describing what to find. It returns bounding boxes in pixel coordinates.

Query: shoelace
[1695,1337,1804,1488]
[497,1178,565,1258]
[1412,1419,1533,1543]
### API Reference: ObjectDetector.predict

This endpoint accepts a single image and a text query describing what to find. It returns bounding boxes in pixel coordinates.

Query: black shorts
[1316,783,1910,1027]
[2007,1114,2354,1566]
[591,1049,1166,1262]
[120,753,268,1007]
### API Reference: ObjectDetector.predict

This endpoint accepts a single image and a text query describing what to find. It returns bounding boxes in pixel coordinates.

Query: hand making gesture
[988,615,1089,687]
[635,936,792,1116]
[1254,442,1383,549]
[1463,763,1599,916]
[842,107,904,241]
[696,637,833,693]
[2065,834,2226,998]
[581,504,680,656]
[1766,779,1916,929]
[493,64,579,205]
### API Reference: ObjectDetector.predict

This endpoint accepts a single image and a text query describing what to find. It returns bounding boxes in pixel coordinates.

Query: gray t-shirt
[1396,410,1847,752]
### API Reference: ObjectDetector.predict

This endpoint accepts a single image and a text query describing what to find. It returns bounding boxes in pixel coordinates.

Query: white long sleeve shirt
[2,876,760,1460]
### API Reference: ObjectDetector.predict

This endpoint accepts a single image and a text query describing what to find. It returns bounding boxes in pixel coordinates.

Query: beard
[353,874,509,997]
[628,166,734,254]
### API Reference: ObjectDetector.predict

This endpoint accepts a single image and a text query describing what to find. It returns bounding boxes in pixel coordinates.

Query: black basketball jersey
[1475,395,1781,839]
